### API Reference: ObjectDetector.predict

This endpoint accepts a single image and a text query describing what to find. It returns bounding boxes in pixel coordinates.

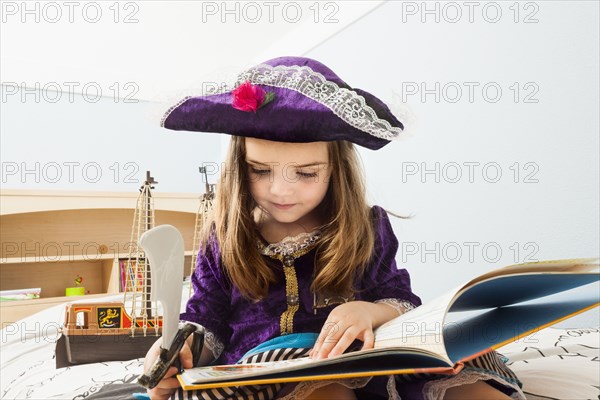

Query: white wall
[0,91,222,193]
[2,1,598,306]
[305,1,600,302]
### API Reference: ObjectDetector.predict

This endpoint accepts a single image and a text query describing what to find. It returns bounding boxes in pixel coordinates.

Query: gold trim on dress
[257,232,321,335]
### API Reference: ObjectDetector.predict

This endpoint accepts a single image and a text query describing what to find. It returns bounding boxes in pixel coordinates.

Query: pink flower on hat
[231,81,274,113]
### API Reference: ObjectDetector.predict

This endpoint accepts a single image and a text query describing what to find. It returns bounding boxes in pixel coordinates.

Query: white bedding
[1,287,192,400]
[1,293,145,399]
[501,325,600,399]
[1,289,598,400]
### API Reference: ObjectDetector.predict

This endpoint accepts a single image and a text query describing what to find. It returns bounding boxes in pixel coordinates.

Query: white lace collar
[257,229,322,258]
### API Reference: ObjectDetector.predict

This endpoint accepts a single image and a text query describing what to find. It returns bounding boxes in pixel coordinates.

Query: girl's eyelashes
[250,167,270,176]
[297,171,318,178]
[249,167,318,179]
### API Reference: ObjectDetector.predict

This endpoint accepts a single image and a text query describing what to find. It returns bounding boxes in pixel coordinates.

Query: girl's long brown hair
[199,136,376,301]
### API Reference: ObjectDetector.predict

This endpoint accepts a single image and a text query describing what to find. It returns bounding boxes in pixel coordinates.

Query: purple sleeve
[359,206,422,307]
[180,230,232,345]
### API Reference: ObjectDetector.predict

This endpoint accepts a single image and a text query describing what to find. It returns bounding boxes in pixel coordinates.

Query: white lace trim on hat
[160,95,192,127]
[238,63,402,141]
[160,64,403,142]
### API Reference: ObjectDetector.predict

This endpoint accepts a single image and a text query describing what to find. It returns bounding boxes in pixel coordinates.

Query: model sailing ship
[55,171,214,367]
[55,172,161,366]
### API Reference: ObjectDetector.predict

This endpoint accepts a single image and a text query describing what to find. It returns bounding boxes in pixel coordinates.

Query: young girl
[144,56,525,400]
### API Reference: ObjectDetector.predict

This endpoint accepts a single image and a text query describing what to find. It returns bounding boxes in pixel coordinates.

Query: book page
[373,286,463,364]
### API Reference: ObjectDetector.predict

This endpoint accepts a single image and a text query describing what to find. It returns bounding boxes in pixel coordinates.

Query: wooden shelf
[0,189,201,215]
[1,251,195,265]
[1,253,116,265]
[0,189,200,327]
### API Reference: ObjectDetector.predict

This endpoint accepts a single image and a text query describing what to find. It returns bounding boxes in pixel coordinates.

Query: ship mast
[124,171,158,337]
[189,167,216,296]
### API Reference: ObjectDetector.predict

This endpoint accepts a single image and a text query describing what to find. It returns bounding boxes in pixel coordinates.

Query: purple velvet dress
[181,205,421,367]
[178,205,523,399]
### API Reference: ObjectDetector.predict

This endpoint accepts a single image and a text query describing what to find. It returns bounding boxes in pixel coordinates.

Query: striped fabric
[172,347,311,400]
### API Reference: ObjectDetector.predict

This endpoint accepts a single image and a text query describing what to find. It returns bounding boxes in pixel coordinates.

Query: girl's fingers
[314,339,335,360]
[311,321,341,358]
[360,330,375,351]
[159,367,180,383]
[179,342,193,369]
[144,338,190,400]
[320,326,361,359]
[147,373,180,400]
[146,365,183,399]
[154,375,181,390]
[326,328,358,358]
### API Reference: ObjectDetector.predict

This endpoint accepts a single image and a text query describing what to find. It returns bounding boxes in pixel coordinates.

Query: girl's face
[245,137,332,227]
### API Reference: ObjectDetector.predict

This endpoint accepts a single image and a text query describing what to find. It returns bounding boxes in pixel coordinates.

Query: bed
[1,283,598,400]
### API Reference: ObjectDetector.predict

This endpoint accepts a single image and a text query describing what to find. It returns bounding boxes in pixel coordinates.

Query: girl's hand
[308,301,398,360]
[144,336,193,400]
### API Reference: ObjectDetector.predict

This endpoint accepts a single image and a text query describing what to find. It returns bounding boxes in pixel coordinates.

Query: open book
[178,258,600,390]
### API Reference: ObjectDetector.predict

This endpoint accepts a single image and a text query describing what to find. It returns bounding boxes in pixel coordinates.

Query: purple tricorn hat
[161,56,403,150]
